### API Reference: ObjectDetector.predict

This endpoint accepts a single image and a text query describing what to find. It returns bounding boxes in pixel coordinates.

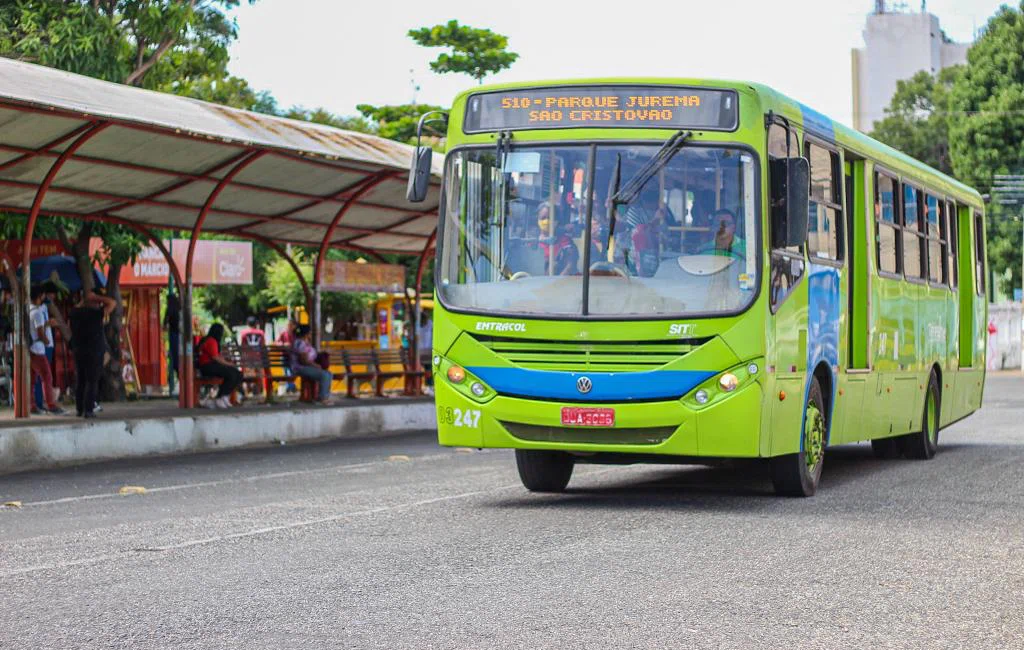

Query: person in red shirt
[238,315,266,348]
[197,323,241,409]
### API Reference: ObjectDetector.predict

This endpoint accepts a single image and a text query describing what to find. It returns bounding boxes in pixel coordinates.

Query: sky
[227,0,1007,129]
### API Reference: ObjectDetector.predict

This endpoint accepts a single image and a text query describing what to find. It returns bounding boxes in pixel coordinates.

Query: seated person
[197,323,242,409]
[693,208,746,258]
[290,325,334,405]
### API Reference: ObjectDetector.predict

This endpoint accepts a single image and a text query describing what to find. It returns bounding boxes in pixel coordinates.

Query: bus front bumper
[433,379,764,458]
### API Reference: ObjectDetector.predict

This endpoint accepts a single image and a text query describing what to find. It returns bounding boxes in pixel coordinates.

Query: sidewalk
[0,396,436,475]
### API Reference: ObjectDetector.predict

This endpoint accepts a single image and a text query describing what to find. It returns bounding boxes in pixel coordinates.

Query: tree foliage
[261,248,371,319]
[948,3,1024,295]
[408,20,517,83]
[870,67,960,175]
[355,103,445,144]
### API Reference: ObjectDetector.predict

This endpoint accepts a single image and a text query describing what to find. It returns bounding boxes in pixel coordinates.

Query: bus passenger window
[767,122,804,312]
[947,200,958,288]
[974,211,986,297]
[928,195,945,285]
[875,173,900,275]
[806,142,843,262]
[903,184,924,279]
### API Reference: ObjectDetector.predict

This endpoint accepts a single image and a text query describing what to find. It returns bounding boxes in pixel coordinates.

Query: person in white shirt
[28,285,63,414]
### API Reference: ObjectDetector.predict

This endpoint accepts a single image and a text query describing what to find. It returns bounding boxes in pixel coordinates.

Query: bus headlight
[470,382,486,397]
[684,358,764,410]
[719,373,739,392]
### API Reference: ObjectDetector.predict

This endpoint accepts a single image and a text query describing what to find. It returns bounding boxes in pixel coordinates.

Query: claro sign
[89,238,253,286]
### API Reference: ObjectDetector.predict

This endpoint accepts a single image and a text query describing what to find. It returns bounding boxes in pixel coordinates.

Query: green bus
[407,79,987,497]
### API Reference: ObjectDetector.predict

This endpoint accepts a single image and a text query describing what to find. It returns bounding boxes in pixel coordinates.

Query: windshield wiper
[608,129,692,207]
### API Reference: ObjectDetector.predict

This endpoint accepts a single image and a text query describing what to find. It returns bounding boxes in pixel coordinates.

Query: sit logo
[668,323,695,336]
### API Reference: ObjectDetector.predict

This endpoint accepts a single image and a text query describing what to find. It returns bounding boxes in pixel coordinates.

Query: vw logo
[576,376,593,394]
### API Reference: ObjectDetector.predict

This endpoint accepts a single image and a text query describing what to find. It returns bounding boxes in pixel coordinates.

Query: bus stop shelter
[0,57,442,418]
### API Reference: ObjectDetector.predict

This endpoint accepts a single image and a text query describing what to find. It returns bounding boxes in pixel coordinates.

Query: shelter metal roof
[0,57,443,255]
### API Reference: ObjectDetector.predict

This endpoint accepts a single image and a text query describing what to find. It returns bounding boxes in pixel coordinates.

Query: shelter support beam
[412,229,437,384]
[245,234,313,316]
[15,121,109,418]
[182,150,265,408]
[311,171,395,347]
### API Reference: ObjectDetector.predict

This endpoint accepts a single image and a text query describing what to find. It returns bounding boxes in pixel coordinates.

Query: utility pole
[992,174,1024,372]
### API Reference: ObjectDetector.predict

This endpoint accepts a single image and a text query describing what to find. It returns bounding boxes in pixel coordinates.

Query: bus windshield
[437,143,759,318]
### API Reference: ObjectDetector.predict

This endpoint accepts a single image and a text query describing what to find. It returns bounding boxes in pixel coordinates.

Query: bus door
[839,154,870,443]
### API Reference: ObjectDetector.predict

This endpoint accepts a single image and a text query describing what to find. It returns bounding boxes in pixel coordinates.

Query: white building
[851,3,970,133]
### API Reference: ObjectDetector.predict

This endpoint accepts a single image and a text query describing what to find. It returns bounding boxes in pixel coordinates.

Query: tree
[283,106,374,133]
[355,103,445,144]
[0,0,258,400]
[408,20,518,84]
[261,248,371,322]
[949,2,1024,296]
[870,67,961,175]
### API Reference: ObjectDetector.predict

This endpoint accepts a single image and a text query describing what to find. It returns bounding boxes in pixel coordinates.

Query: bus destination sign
[463,86,737,132]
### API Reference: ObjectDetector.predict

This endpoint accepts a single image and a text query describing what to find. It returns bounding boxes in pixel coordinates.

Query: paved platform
[0,395,435,475]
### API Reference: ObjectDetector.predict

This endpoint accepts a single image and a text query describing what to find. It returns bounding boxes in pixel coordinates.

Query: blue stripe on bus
[467,367,716,402]
[798,103,835,141]
[803,263,841,446]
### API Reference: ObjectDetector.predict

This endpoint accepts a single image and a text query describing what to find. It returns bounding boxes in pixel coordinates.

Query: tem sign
[464,86,737,132]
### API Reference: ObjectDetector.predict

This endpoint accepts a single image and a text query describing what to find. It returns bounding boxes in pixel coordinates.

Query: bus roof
[458,77,983,209]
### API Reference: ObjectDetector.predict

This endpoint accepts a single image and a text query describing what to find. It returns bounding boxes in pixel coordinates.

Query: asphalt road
[2,375,1023,649]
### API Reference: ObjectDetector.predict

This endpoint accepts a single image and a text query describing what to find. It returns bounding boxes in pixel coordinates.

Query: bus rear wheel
[902,373,940,460]
[515,450,574,493]
[770,378,826,497]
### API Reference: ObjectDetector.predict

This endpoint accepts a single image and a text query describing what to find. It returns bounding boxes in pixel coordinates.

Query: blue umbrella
[0,254,107,292]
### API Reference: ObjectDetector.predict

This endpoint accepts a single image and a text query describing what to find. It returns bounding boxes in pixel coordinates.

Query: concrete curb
[0,401,436,475]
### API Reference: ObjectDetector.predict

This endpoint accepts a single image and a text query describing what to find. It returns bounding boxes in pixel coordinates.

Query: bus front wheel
[515,450,574,493]
[770,378,826,497]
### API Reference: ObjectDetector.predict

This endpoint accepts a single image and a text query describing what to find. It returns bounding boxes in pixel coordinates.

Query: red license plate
[561,407,615,427]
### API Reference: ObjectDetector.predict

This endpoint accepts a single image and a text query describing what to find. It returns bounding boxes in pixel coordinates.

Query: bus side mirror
[406,146,433,203]
[770,157,810,248]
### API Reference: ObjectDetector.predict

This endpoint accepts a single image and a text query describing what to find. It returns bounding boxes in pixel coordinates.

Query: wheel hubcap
[805,403,825,473]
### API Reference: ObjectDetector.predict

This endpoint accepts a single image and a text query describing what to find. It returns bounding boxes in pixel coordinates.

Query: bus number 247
[438,407,481,428]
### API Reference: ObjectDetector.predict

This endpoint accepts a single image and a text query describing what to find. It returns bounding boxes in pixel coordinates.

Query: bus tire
[770,377,826,497]
[515,449,574,493]
[871,437,903,459]
[903,373,940,460]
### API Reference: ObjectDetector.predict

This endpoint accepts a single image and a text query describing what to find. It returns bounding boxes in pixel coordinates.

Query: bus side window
[902,183,925,280]
[974,210,986,297]
[805,141,843,262]
[874,172,900,275]
[947,200,958,288]
[767,122,804,312]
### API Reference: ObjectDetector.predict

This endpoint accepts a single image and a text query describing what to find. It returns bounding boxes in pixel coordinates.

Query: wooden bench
[193,339,263,405]
[342,348,424,398]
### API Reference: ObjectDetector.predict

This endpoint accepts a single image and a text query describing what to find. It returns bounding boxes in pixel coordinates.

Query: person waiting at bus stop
[196,323,242,409]
[290,324,333,405]
[69,289,115,418]
[28,285,64,414]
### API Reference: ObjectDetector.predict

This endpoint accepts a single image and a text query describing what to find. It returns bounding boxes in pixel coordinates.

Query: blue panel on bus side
[798,103,835,141]
[804,263,841,443]
[466,367,716,403]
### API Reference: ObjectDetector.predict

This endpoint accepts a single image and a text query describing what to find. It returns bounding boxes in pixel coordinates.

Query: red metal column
[311,171,395,347]
[123,223,186,407]
[15,122,108,418]
[182,150,265,408]
[411,229,437,384]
